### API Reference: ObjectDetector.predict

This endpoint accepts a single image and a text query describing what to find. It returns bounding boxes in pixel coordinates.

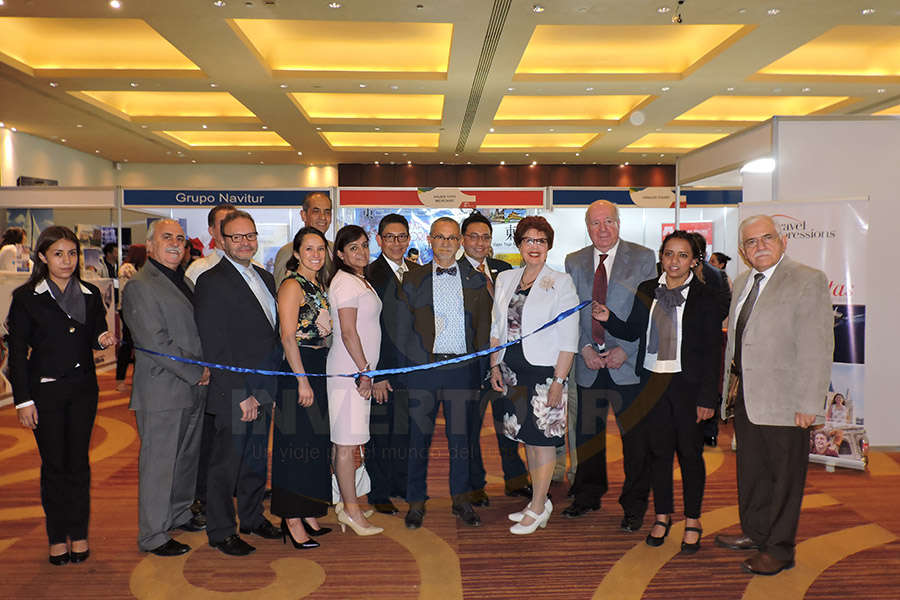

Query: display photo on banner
[739,198,869,470]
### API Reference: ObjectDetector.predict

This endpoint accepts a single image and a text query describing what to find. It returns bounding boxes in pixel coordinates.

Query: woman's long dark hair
[0,226,26,249]
[330,225,368,285]
[285,227,329,288]
[660,229,704,283]
[25,226,82,290]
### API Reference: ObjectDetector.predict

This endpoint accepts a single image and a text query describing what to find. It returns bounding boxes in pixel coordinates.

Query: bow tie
[436,266,457,276]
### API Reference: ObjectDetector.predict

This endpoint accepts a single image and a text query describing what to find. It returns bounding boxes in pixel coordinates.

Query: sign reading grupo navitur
[123,189,329,206]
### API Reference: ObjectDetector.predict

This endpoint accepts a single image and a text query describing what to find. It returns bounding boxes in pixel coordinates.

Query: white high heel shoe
[509,498,552,522]
[334,501,374,519]
[337,510,384,536]
[509,500,552,534]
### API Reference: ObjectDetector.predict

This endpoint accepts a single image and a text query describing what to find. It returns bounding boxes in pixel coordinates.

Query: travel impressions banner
[740,199,869,470]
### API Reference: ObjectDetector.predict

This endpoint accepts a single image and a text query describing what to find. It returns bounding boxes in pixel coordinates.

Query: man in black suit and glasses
[365,213,413,515]
[194,210,283,556]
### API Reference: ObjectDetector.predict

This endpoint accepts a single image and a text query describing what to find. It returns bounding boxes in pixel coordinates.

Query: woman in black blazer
[592,230,721,554]
[8,226,115,565]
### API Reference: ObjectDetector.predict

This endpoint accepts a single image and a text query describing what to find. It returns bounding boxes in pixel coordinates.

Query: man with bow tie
[397,217,492,529]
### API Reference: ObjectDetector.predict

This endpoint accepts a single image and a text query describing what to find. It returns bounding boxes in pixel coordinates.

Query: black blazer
[485,256,512,281]
[7,279,109,406]
[700,261,731,322]
[194,258,282,416]
[365,255,407,386]
[398,258,492,380]
[603,277,722,408]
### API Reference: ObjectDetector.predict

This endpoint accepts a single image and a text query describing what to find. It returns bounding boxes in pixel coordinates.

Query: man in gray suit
[124,219,210,556]
[563,200,656,528]
[272,191,334,285]
[715,215,832,576]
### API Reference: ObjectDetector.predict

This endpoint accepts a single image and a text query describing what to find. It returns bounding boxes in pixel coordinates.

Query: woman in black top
[592,231,721,554]
[8,226,115,565]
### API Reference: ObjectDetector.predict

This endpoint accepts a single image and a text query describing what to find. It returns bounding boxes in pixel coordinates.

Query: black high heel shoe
[645,517,672,547]
[302,518,332,537]
[48,552,70,566]
[281,519,320,549]
[680,526,703,554]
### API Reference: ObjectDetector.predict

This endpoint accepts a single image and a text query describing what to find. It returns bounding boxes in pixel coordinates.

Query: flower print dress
[500,286,566,447]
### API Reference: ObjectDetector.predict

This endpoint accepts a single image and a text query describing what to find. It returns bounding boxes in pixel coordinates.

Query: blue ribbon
[135,299,590,379]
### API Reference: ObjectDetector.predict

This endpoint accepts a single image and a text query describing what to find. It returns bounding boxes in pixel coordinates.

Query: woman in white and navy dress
[592,230,721,554]
[488,216,578,535]
[8,226,115,565]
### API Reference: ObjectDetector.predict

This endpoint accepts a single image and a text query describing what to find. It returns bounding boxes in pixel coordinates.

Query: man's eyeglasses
[521,237,549,247]
[224,232,258,243]
[431,234,460,243]
[464,233,492,243]
[381,233,410,243]
[741,233,777,250]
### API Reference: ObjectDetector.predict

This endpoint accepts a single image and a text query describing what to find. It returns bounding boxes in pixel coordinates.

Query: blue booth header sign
[123,189,330,207]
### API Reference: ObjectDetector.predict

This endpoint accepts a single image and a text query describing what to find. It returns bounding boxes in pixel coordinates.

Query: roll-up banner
[740,199,869,471]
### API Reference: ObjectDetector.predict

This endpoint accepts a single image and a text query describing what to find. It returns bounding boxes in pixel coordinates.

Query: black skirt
[500,343,566,447]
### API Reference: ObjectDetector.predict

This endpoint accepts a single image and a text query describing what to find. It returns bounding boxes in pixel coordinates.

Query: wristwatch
[553,376,567,385]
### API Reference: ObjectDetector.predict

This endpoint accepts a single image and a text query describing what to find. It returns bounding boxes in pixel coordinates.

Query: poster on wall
[740,198,869,470]
[662,221,714,250]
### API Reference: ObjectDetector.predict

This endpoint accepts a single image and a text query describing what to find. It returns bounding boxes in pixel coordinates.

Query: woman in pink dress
[327,225,383,536]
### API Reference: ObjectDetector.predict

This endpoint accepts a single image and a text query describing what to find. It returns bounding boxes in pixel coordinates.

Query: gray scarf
[647,282,689,361]
[47,278,86,324]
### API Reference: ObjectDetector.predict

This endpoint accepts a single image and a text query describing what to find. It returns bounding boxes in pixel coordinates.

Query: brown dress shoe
[714,533,760,551]
[741,551,795,575]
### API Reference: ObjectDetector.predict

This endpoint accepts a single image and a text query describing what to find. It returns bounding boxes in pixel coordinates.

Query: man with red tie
[563,200,656,530]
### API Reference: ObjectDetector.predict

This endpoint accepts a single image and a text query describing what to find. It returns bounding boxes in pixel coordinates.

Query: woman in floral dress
[488,216,579,535]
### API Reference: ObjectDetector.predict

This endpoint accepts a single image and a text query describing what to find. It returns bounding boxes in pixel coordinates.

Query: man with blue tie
[398,217,492,529]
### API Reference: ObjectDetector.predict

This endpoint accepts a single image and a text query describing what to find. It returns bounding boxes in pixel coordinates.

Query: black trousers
[734,385,809,561]
[468,388,529,494]
[366,387,409,504]
[32,374,98,544]
[194,411,216,504]
[570,369,642,510]
[115,317,133,381]
[205,405,272,545]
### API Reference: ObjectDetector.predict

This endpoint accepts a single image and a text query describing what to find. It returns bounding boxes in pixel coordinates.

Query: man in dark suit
[365,213,413,515]
[564,200,657,529]
[124,219,209,557]
[194,210,283,556]
[715,215,832,575]
[459,211,530,505]
[399,217,492,529]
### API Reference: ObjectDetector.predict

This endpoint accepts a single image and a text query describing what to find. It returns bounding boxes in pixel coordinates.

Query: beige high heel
[337,510,383,536]
[334,501,375,519]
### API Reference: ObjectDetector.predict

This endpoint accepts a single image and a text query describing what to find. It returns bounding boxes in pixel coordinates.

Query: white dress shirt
[734,255,784,319]
[593,239,621,284]
[223,254,276,328]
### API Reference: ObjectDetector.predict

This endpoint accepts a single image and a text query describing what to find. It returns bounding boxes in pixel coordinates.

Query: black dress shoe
[281,519,320,549]
[211,534,256,556]
[239,519,281,540]
[704,435,717,448]
[562,501,599,518]
[645,518,672,547]
[174,515,207,532]
[48,552,70,566]
[69,549,90,563]
[680,526,703,555]
[620,513,644,532]
[505,485,534,499]
[372,501,399,515]
[405,508,425,529]
[451,503,482,527]
[470,490,490,507]
[190,499,206,516]
[149,539,191,556]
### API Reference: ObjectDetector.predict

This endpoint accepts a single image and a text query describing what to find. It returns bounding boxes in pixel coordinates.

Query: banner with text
[123,188,330,207]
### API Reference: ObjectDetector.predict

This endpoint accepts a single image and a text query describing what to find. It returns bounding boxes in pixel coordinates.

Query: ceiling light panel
[0,18,201,74]
[290,93,444,123]
[160,130,290,148]
[480,132,598,151]
[72,91,256,118]
[230,20,452,78]
[673,95,857,125]
[514,24,752,79]
[320,132,439,150]
[621,132,730,153]
[755,26,900,80]
[494,95,652,123]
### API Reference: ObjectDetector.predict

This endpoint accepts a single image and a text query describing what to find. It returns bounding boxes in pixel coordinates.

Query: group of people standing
[9,193,832,578]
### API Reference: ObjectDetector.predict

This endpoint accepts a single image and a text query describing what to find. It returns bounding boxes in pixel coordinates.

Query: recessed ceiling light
[374,160,380,165]
[407,160,412,165]
[109,0,122,8]
[660,153,665,157]
[562,161,566,165]
[123,158,128,162]
[261,125,268,129]
[727,86,735,92]
[767,8,780,15]
[549,128,554,132]
[201,124,207,129]
[60,138,67,142]
[359,83,367,88]
[877,88,886,93]
[247,151,252,155]
[297,151,302,155]
[624,161,629,166]
[532,4,545,13]
[466,161,472,164]
[507,87,515,92]
[439,161,444,164]
[279,83,288,89]
[738,8,747,14]
[531,160,537,166]
[192,159,197,163]
[141,124,148,128]
[525,153,529,157]
[328,2,341,8]
[801,87,811,92]
[390,85,400,90]
[10,127,17,132]
[130,82,139,88]
[316,127,322,131]
[500,160,505,165]
[861,8,875,15]
[76,124,83,128]
[657,6,670,13]
[619,164,625,168]
[454,153,459,156]
[661,86,671,92]
[607,128,613,132]
[209,83,218,88]
[49,82,59,88]
[585,87,594,92]
[95,150,100,153]
[575,152,580,156]
[213,0,226,5]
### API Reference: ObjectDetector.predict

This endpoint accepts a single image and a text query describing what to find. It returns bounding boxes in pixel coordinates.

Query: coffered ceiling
[0,0,897,167]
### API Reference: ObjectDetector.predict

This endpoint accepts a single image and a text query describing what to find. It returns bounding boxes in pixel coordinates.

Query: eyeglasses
[741,233,777,250]
[381,233,410,243]
[224,232,258,243]
[521,237,549,247]
[464,233,492,243]
[430,234,460,242]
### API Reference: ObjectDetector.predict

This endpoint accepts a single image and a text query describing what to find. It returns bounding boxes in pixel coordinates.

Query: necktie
[436,266,457,276]
[591,254,608,345]
[733,273,765,372]
[396,262,407,282]
[477,262,494,298]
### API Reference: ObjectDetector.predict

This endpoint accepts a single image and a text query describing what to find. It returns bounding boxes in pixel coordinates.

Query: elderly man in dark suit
[459,211,530,505]
[124,219,210,556]
[564,200,657,530]
[365,213,413,515]
[399,217,492,529]
[715,215,832,576]
[194,210,283,556]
